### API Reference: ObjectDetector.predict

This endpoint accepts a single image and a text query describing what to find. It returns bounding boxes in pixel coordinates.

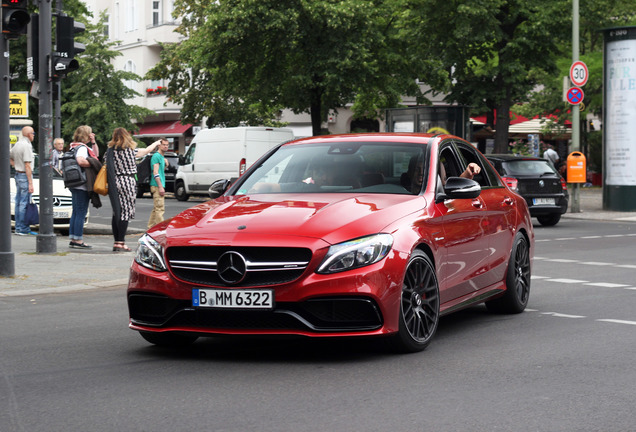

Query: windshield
[235,142,426,195]
[10,154,63,179]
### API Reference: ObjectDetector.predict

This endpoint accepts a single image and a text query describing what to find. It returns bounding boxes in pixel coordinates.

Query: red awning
[471,111,572,127]
[134,121,192,138]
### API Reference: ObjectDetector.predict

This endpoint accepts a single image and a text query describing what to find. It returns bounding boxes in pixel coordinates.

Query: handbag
[25,198,39,226]
[94,163,108,195]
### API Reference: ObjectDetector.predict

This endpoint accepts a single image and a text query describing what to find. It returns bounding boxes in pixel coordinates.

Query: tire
[537,213,561,226]
[136,184,146,198]
[175,182,189,201]
[389,250,440,353]
[486,232,531,314]
[139,331,198,347]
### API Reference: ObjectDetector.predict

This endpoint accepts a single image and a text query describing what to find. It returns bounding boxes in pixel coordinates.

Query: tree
[407,0,569,153]
[61,13,153,152]
[148,0,431,135]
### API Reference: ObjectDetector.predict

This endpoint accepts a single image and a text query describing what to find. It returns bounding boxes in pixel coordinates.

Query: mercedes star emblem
[217,251,247,284]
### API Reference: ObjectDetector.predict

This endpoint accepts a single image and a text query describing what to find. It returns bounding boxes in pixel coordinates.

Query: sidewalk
[0,225,145,297]
[1,188,634,297]
[562,186,636,222]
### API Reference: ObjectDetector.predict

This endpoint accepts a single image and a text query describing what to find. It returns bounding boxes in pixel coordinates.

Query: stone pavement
[0,187,634,297]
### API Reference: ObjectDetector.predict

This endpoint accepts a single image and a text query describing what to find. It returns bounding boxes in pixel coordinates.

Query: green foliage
[61,13,153,153]
[148,0,430,135]
[8,3,150,154]
[406,0,569,152]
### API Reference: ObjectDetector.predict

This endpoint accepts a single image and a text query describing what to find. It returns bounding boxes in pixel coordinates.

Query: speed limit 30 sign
[570,61,588,87]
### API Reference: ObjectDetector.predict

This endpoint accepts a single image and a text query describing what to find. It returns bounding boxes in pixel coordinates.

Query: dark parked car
[128,133,534,353]
[136,152,179,198]
[486,154,569,226]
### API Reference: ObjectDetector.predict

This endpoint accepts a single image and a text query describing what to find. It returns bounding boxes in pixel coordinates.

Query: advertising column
[603,26,636,211]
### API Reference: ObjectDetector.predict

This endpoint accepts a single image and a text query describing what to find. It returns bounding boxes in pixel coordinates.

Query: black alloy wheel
[391,250,440,353]
[486,232,531,314]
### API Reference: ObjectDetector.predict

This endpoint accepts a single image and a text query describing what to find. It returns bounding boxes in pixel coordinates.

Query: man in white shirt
[10,126,37,235]
[543,144,560,168]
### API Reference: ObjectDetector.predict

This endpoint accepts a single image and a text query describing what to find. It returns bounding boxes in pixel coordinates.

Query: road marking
[531,275,550,280]
[597,319,636,326]
[547,278,588,284]
[541,312,586,319]
[538,233,636,243]
[584,282,631,288]
[535,257,631,270]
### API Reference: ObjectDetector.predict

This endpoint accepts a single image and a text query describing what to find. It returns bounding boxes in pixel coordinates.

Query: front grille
[167,246,312,287]
[32,195,73,207]
[128,292,383,332]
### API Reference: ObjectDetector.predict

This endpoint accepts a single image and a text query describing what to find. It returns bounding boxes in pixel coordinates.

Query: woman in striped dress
[106,128,161,251]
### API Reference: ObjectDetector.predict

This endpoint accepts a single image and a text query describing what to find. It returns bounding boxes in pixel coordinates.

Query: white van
[174,127,294,201]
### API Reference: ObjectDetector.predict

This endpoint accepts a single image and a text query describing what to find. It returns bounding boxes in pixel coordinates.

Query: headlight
[135,234,167,272]
[317,234,393,274]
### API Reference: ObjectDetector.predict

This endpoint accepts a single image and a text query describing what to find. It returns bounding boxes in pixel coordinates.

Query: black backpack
[61,146,87,188]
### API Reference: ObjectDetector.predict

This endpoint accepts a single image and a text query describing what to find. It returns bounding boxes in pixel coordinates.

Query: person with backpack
[67,125,100,249]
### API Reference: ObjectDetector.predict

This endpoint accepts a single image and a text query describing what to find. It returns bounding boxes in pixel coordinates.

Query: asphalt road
[1,219,635,431]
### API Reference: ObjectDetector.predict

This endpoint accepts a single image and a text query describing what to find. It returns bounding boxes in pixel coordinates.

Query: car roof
[486,154,546,162]
[287,132,444,144]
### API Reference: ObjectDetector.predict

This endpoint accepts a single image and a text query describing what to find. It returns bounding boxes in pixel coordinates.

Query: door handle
[472,199,483,209]
[503,196,514,206]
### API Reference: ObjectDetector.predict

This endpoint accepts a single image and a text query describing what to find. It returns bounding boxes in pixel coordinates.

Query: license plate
[192,288,274,309]
[55,211,71,219]
[533,198,555,206]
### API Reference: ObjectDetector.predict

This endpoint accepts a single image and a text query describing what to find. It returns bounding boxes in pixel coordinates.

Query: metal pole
[36,0,56,253]
[54,0,62,138]
[571,0,581,212]
[0,36,15,276]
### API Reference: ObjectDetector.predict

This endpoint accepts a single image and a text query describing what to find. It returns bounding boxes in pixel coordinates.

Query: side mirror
[208,179,231,198]
[178,155,185,165]
[435,177,481,203]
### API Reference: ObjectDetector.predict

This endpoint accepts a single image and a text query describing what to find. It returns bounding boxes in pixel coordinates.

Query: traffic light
[1,0,30,39]
[52,15,85,78]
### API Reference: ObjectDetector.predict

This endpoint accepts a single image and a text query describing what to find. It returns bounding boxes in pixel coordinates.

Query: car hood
[11,177,71,198]
[161,193,426,245]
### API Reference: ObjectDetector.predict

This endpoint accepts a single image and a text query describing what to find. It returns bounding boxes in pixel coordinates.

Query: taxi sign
[9,91,28,118]
[569,61,588,87]
[566,87,584,105]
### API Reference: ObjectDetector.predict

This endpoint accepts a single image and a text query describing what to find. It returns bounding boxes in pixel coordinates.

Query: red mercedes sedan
[128,133,534,352]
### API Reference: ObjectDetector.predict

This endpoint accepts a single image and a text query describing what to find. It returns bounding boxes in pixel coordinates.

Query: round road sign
[570,61,588,87]
[567,87,585,105]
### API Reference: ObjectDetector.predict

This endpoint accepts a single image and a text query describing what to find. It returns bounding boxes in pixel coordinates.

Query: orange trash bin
[567,152,586,183]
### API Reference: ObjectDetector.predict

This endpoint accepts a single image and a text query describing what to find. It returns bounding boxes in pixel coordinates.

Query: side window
[184,143,196,165]
[456,143,500,187]
[439,146,461,181]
